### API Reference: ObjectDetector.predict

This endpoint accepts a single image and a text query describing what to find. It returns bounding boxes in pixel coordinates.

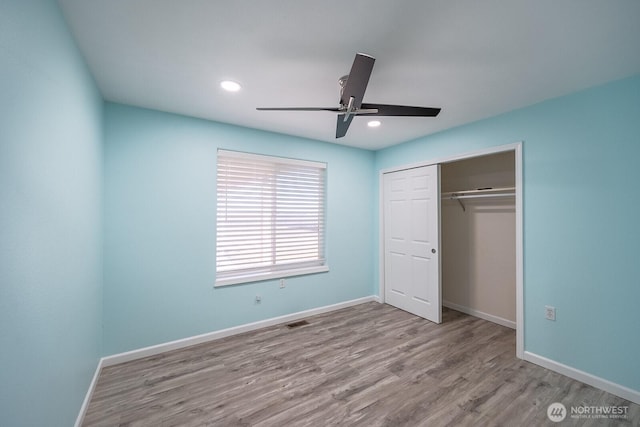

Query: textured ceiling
[58,0,640,150]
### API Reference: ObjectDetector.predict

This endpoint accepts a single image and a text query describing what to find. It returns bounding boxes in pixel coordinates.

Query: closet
[440,151,516,328]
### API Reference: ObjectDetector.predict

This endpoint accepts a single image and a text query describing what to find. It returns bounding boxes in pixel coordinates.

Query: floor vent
[286,320,309,329]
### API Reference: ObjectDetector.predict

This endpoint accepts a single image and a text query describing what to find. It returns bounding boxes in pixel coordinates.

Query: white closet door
[383,165,441,323]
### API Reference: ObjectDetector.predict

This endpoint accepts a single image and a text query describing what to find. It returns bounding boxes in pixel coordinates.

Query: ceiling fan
[257,53,441,138]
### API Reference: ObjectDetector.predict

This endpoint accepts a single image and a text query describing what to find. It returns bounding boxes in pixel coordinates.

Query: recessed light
[368,120,381,127]
[220,80,241,92]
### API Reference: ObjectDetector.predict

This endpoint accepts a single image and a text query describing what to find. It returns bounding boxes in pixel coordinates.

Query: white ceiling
[58,0,640,150]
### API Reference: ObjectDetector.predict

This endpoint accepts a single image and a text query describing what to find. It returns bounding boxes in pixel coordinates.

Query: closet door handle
[431,248,436,254]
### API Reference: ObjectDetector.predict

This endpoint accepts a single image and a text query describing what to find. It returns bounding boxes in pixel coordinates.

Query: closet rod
[442,188,515,212]
[446,193,514,200]
[441,186,515,197]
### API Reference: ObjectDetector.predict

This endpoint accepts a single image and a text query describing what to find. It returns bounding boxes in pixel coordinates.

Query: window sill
[215,265,329,287]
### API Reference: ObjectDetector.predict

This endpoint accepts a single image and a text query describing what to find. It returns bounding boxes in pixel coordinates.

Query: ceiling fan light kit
[257,53,441,138]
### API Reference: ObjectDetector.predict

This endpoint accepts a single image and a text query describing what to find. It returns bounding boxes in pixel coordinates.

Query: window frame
[215,149,328,287]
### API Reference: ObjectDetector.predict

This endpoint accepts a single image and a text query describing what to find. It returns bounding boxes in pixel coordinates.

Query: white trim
[74,358,103,427]
[76,294,640,424]
[215,265,329,287]
[378,142,522,175]
[102,296,376,367]
[378,171,385,303]
[437,164,443,324]
[524,351,640,405]
[514,142,524,358]
[217,148,327,169]
[378,142,524,359]
[443,300,516,330]
[77,296,376,422]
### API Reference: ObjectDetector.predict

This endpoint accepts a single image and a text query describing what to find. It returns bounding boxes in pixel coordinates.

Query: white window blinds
[216,150,328,286]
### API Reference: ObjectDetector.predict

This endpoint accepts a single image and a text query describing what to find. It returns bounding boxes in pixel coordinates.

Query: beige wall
[441,152,516,325]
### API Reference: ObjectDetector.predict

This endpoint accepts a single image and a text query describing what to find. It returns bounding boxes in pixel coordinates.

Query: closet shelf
[442,186,515,212]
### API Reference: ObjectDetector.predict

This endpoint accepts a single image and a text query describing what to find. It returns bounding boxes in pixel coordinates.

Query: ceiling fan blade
[256,107,341,112]
[258,53,439,139]
[340,53,375,109]
[336,114,355,138]
[360,103,441,117]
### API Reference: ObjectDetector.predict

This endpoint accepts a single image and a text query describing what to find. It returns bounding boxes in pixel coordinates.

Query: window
[215,149,328,286]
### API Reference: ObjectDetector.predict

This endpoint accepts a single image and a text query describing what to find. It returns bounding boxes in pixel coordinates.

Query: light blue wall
[103,103,375,354]
[375,74,640,392]
[0,1,103,426]
[2,1,638,422]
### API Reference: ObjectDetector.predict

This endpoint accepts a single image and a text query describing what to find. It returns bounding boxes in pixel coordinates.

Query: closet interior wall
[441,151,516,327]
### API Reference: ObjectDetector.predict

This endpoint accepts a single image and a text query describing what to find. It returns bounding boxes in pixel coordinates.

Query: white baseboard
[74,357,103,427]
[524,351,640,405]
[75,296,377,423]
[101,295,377,367]
[443,300,516,329]
[76,296,640,423]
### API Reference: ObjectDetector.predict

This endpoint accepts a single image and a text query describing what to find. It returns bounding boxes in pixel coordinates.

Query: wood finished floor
[83,303,639,426]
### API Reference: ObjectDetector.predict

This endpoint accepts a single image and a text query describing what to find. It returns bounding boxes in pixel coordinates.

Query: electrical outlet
[545,305,556,321]
[255,295,261,304]
[279,279,285,289]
